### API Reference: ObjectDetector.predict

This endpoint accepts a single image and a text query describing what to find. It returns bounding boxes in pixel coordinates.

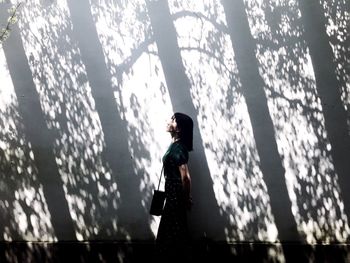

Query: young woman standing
[156,112,194,262]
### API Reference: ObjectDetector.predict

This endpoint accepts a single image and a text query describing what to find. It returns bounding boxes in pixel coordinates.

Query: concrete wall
[0,0,349,250]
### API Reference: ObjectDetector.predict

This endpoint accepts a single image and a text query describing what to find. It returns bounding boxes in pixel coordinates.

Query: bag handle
[156,166,164,191]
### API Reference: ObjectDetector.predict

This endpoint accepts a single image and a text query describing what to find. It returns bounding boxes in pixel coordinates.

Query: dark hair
[174,112,193,151]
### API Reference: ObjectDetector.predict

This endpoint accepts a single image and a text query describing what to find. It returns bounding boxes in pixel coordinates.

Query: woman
[156,112,193,262]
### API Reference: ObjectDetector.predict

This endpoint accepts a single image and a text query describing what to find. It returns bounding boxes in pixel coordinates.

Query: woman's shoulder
[172,141,188,153]
[171,141,189,163]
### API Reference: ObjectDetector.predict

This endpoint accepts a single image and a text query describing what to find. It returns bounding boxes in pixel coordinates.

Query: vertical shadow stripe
[2,15,77,240]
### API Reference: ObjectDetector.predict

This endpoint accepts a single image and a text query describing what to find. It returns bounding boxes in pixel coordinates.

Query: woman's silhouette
[156,112,193,262]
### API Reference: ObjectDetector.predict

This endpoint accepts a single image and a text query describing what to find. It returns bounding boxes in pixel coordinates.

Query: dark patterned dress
[156,141,190,261]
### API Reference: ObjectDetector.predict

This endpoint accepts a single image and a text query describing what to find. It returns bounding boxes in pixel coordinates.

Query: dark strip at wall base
[0,241,349,263]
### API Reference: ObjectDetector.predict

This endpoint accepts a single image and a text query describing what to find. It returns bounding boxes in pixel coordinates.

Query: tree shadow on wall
[166,0,350,261]
[168,0,281,243]
[14,1,127,241]
[297,0,350,225]
[66,0,154,240]
[0,2,77,243]
[246,0,350,260]
[145,0,235,242]
[221,1,309,262]
[253,0,350,243]
[1,0,153,250]
[87,0,165,235]
[320,0,350,121]
[1,0,350,262]
[0,94,61,241]
[87,0,230,243]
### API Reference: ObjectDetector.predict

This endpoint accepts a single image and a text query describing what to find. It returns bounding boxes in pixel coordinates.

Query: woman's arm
[179,164,192,209]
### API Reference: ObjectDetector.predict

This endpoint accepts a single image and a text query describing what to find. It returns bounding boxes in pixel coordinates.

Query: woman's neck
[171,134,180,143]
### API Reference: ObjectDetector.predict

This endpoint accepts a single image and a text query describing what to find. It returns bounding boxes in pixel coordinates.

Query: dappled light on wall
[169,0,280,243]
[0,1,349,259]
[244,0,350,243]
[321,0,350,119]
[17,0,124,240]
[89,0,174,237]
[0,49,55,241]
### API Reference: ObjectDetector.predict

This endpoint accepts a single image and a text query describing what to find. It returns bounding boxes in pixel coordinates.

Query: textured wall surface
[0,1,349,260]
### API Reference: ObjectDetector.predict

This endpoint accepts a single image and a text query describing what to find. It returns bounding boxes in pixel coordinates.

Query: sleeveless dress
[156,141,190,261]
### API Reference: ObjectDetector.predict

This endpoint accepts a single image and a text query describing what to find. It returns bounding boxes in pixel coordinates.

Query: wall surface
[0,0,349,258]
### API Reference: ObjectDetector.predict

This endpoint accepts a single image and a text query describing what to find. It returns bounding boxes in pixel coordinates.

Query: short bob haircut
[174,112,193,152]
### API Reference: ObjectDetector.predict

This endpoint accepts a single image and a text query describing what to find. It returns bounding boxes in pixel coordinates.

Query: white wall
[0,0,349,247]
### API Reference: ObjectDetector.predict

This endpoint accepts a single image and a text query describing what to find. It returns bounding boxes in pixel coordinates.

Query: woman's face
[166,115,178,133]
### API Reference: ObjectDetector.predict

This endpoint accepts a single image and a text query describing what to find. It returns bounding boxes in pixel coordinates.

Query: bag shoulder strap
[157,166,164,190]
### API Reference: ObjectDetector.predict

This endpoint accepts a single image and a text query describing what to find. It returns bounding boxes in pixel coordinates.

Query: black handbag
[150,166,166,216]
